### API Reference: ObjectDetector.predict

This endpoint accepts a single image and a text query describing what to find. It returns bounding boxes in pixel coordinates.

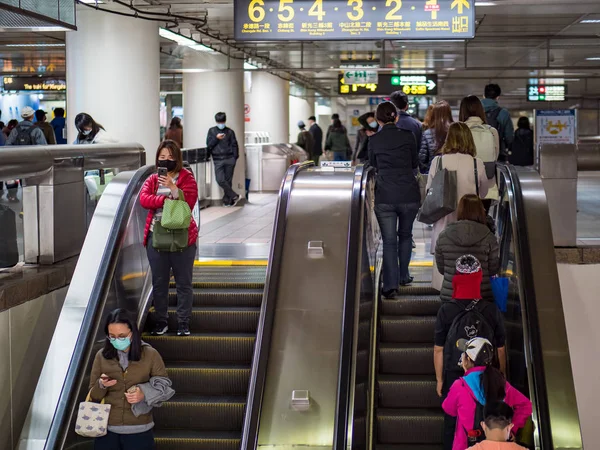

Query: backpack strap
[473,158,480,197]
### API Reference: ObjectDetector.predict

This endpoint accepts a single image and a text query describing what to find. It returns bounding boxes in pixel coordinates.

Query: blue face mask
[217,123,226,130]
[109,336,131,351]
[369,121,378,129]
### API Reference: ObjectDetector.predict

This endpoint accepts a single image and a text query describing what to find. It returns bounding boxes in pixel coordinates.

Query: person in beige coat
[426,122,492,292]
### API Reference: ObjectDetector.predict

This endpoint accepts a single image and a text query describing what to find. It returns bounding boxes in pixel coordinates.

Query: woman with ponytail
[442,337,532,450]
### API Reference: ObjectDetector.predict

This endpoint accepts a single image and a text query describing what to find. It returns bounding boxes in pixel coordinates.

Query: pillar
[245,72,290,144]
[183,53,245,201]
[289,94,315,143]
[66,7,160,154]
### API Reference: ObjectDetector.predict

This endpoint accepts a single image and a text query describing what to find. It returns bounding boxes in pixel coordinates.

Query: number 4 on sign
[451,0,470,14]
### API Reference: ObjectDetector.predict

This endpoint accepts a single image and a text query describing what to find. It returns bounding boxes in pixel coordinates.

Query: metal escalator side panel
[18,165,155,450]
[498,165,583,450]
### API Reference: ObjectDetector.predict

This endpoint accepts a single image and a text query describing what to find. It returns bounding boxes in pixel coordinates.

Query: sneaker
[177,323,191,336]
[231,195,241,207]
[151,323,168,336]
[382,289,398,299]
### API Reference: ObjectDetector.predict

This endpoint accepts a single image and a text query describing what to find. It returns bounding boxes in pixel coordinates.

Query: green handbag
[161,189,192,230]
[152,222,189,252]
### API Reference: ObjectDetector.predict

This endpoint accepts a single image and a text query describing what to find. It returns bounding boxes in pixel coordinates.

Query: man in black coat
[206,112,240,207]
[307,116,323,163]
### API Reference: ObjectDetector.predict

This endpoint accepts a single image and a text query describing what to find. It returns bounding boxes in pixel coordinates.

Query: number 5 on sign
[248,0,265,22]
[308,0,326,21]
[347,0,364,21]
[278,0,294,21]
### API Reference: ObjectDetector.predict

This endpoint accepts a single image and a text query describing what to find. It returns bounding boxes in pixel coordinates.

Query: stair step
[380,316,436,344]
[166,363,251,396]
[378,375,441,409]
[144,333,255,363]
[397,285,439,296]
[169,289,264,307]
[174,281,264,289]
[376,409,444,444]
[154,395,245,431]
[379,344,434,375]
[155,430,240,450]
[381,296,441,316]
[153,307,260,333]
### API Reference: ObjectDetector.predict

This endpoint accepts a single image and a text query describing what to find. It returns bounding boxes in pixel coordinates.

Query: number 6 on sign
[278,0,294,21]
[347,0,364,21]
[308,0,326,21]
[248,0,265,22]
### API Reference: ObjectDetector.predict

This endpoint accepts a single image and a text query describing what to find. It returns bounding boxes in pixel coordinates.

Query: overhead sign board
[344,70,378,84]
[235,0,475,41]
[527,84,566,102]
[2,76,66,92]
[535,109,577,146]
[339,73,438,96]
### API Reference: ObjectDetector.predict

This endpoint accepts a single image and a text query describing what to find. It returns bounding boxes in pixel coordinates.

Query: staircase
[144,266,266,450]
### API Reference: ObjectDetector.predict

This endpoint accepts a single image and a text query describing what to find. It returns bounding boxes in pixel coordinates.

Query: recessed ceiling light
[474,2,496,5]
[159,28,214,53]
[79,0,105,3]
[586,57,600,61]
[580,19,600,24]
[5,43,65,47]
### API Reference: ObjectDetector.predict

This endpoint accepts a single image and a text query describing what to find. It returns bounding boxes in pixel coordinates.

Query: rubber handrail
[240,160,315,450]
[44,165,155,449]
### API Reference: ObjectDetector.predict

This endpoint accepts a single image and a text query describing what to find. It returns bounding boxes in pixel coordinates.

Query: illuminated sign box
[3,77,66,92]
[527,84,566,102]
[235,0,475,41]
[339,73,438,96]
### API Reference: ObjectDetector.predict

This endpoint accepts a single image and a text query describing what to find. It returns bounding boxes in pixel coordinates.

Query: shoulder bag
[75,390,111,438]
[417,156,458,225]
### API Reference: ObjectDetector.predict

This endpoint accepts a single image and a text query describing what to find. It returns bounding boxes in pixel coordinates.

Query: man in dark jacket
[51,107,67,144]
[206,112,240,206]
[390,90,422,149]
[307,116,323,162]
[482,84,514,160]
[296,121,315,162]
[34,110,57,145]
[6,106,47,146]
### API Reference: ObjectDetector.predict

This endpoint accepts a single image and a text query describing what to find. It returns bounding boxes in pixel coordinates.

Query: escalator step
[381,296,441,316]
[376,445,443,450]
[166,363,251,396]
[159,307,260,333]
[380,316,436,344]
[379,344,434,375]
[376,409,444,444]
[378,375,440,409]
[154,394,245,431]
[397,285,439,296]
[169,289,264,307]
[155,430,240,450]
[176,281,264,289]
[144,334,255,362]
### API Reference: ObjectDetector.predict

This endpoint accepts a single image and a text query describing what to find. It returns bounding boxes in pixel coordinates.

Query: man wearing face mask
[206,112,240,207]
[353,112,378,164]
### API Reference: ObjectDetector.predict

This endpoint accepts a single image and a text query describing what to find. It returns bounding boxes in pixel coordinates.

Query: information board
[2,76,66,91]
[535,109,577,146]
[339,73,437,95]
[527,84,566,102]
[235,0,475,41]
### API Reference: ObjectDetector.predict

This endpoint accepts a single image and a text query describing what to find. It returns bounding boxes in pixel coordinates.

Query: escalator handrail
[44,165,155,449]
[241,161,315,450]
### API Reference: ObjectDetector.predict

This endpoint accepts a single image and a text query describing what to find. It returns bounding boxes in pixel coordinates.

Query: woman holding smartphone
[140,140,199,336]
[89,309,174,450]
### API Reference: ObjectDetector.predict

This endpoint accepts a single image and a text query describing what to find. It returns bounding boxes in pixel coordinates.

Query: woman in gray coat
[435,194,499,302]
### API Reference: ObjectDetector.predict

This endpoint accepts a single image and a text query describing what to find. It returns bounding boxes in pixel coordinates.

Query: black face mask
[157,160,177,172]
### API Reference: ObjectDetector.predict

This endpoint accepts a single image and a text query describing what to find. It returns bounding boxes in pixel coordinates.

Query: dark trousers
[442,370,463,450]
[95,429,154,450]
[214,158,237,204]
[146,236,196,326]
[375,202,420,291]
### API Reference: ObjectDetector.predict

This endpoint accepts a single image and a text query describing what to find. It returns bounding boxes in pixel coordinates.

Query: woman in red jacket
[140,140,198,336]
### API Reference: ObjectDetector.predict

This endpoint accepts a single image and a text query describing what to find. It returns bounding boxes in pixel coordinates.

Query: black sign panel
[235,0,475,41]
[2,76,66,91]
[339,73,438,95]
[527,84,566,102]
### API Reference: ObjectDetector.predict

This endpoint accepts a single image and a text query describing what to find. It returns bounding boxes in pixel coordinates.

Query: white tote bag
[75,392,111,438]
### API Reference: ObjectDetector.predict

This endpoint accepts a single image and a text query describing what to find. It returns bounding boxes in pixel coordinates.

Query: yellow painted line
[194,260,268,267]
[121,272,146,281]
[410,261,434,267]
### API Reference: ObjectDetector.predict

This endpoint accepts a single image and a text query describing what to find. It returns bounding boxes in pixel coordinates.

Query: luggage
[0,205,19,268]
[417,156,457,225]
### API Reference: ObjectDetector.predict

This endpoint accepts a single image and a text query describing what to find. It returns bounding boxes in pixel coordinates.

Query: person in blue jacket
[50,108,67,144]
[482,84,514,160]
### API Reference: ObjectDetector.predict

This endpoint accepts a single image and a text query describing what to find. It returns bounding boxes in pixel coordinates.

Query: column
[245,72,290,144]
[66,7,160,154]
[289,93,315,143]
[183,53,245,201]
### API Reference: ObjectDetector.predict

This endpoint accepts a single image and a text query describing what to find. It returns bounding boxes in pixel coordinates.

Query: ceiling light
[474,2,496,5]
[586,57,600,61]
[79,0,105,3]
[159,28,214,53]
[244,62,258,70]
[580,19,600,24]
[5,43,65,47]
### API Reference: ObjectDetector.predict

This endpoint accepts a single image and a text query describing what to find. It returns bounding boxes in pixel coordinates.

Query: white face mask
[81,129,92,136]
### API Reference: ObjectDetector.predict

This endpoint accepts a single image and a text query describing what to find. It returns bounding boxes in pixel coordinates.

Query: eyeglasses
[107,334,131,342]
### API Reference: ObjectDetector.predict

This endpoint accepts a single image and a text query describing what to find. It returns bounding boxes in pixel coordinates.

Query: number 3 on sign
[248,0,265,22]
[347,0,364,21]
[278,0,294,21]
[385,0,402,20]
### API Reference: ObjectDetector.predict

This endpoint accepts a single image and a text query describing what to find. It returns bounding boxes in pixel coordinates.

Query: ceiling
[1,0,600,107]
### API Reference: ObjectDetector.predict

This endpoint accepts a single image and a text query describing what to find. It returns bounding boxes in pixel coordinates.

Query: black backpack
[485,107,506,153]
[444,300,496,374]
[15,125,35,146]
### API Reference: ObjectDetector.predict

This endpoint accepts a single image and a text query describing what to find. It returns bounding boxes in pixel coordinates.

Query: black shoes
[151,322,168,336]
[400,277,414,287]
[177,323,191,336]
[231,195,241,206]
[382,289,398,299]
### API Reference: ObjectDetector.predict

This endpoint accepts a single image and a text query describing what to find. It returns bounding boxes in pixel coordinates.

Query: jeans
[95,429,154,450]
[333,151,347,161]
[146,235,196,327]
[375,202,420,291]
[214,158,238,204]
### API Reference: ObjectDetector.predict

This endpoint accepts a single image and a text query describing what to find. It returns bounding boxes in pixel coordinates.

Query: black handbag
[417,157,458,225]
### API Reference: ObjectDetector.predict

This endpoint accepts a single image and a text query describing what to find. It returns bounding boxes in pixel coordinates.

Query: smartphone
[100,375,113,382]
[158,167,168,178]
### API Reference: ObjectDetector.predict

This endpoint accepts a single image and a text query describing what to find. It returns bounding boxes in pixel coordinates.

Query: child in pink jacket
[442,337,532,450]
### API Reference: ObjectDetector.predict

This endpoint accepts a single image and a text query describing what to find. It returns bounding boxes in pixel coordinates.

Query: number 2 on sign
[308,0,326,21]
[278,0,294,21]
[347,0,364,21]
[385,0,402,20]
[248,0,265,22]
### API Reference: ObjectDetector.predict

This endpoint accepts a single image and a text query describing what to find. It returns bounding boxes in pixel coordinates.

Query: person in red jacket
[140,140,198,336]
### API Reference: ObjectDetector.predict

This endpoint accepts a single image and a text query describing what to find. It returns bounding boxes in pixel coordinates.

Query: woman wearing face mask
[88,308,174,450]
[353,112,378,163]
[140,140,199,336]
[73,112,117,144]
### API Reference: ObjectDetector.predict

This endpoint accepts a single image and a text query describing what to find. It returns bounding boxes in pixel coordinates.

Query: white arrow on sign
[426,79,437,90]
